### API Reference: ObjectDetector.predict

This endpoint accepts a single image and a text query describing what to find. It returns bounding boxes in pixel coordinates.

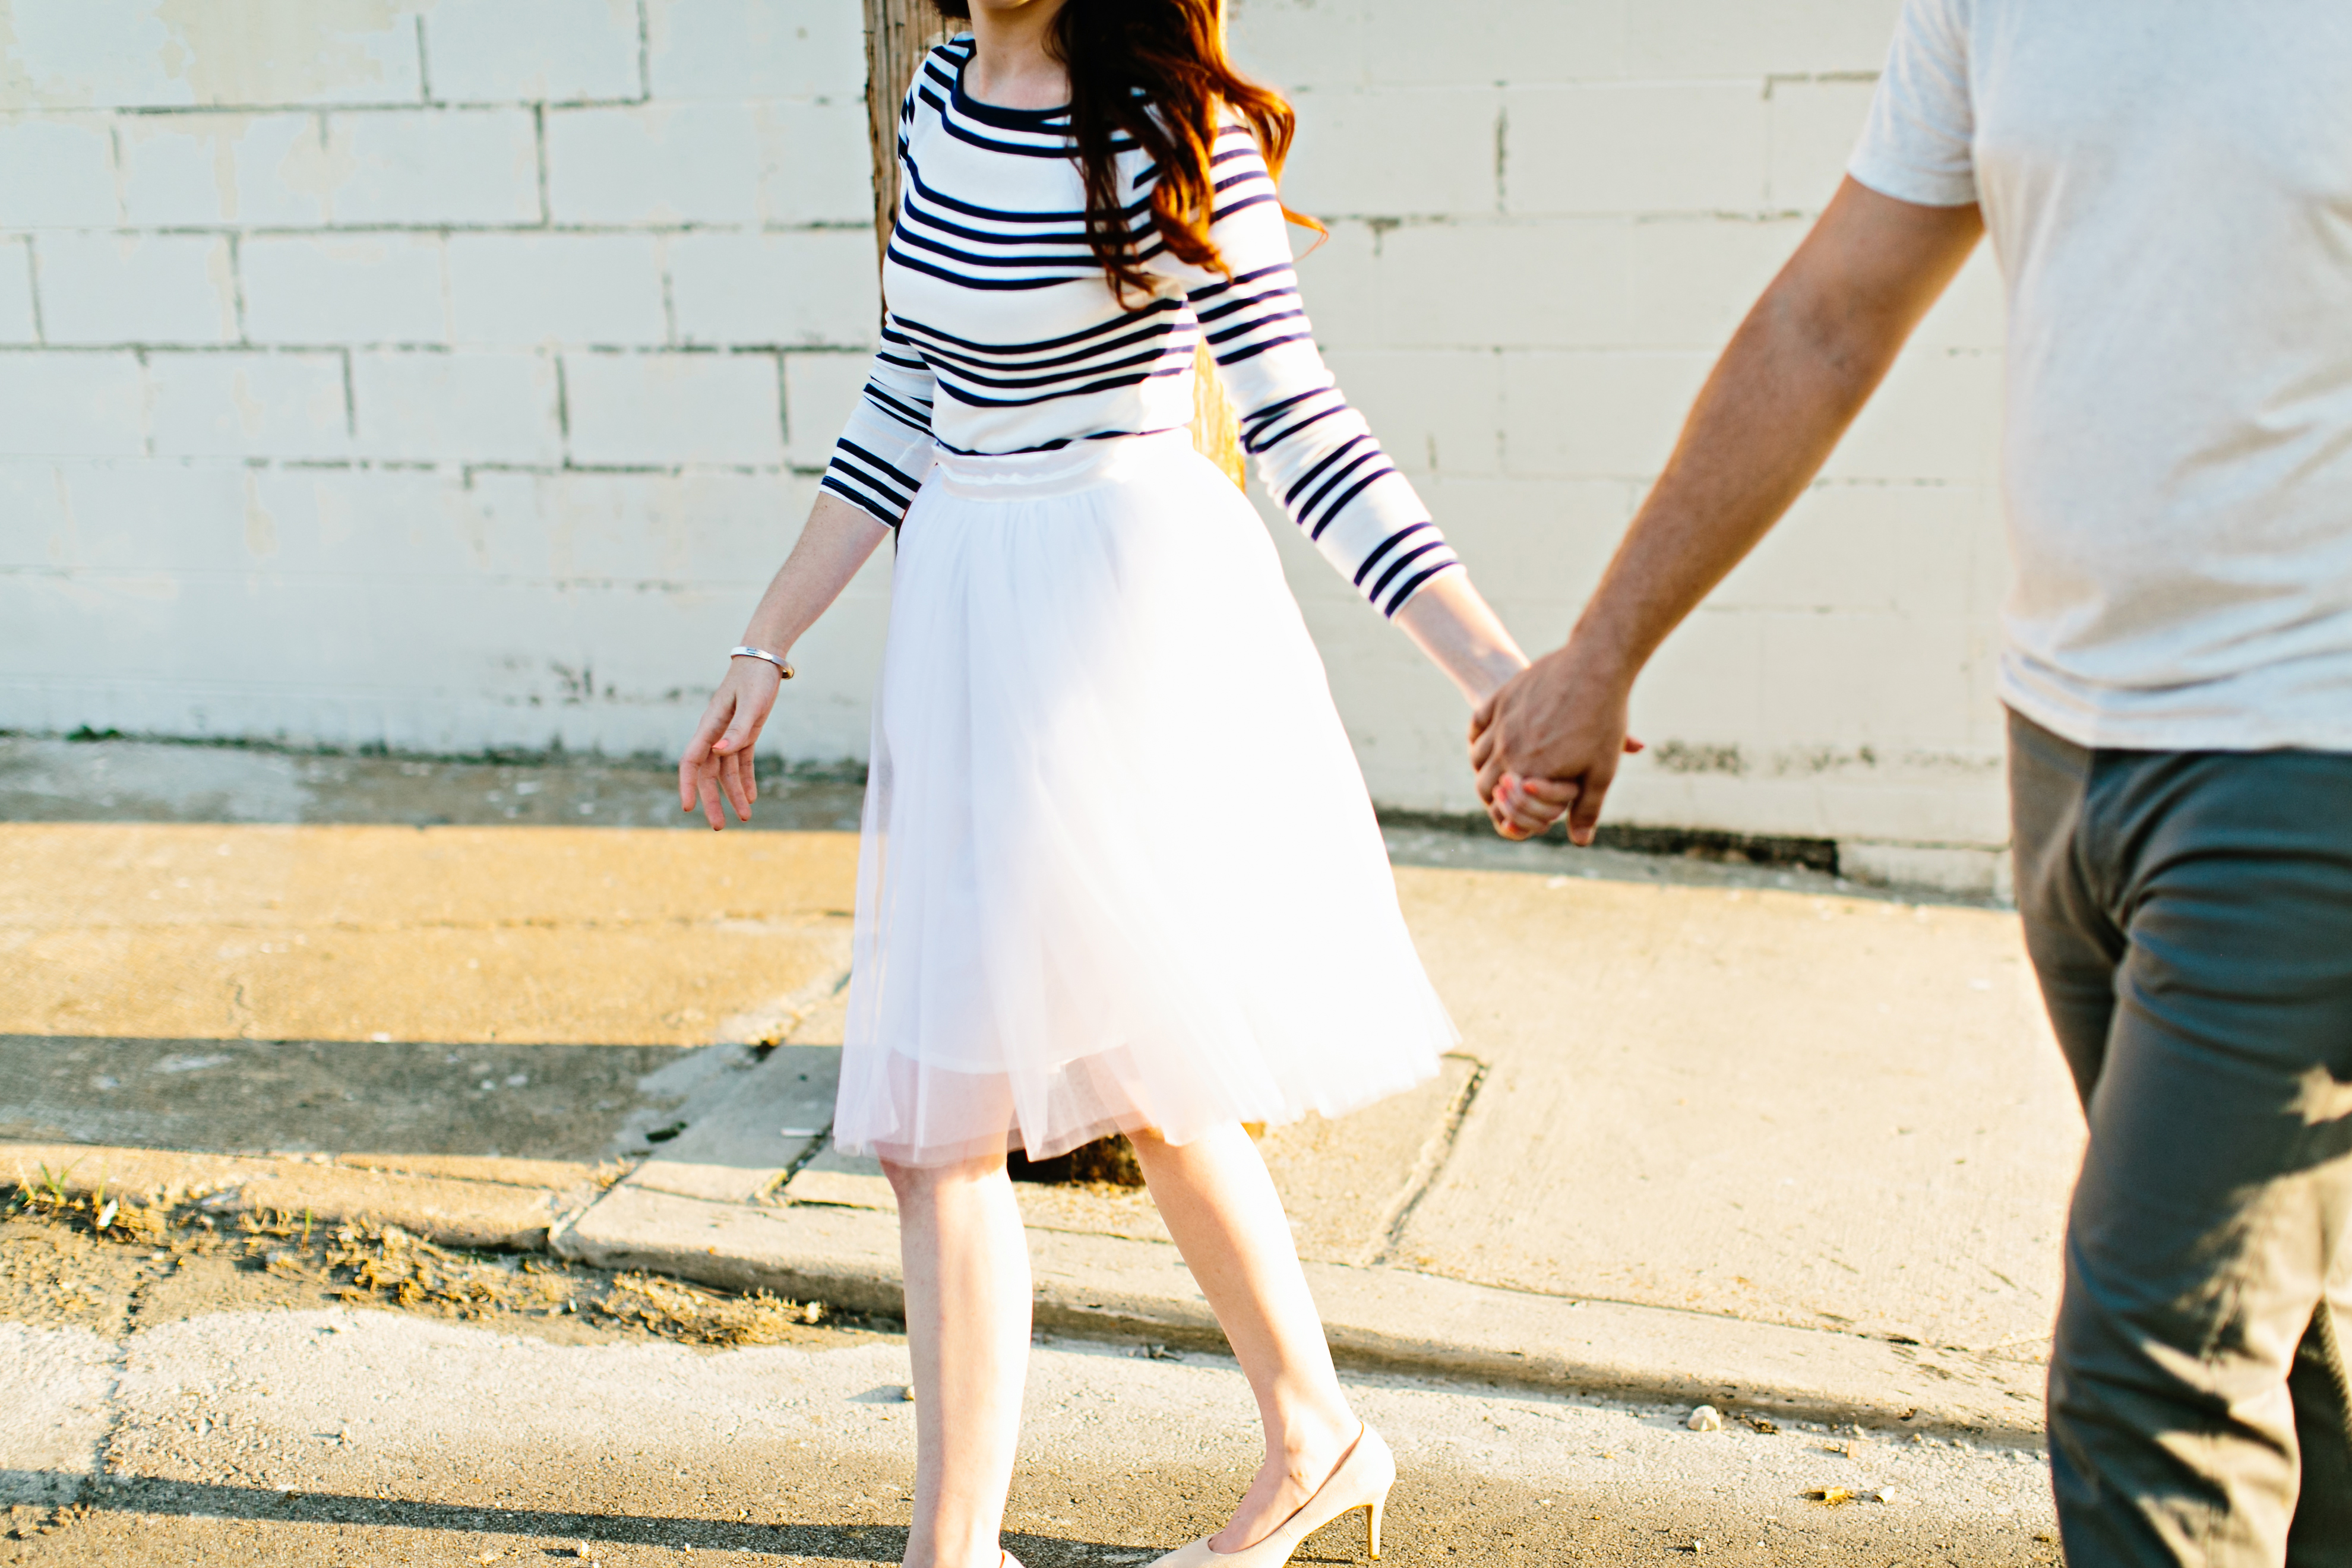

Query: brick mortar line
[1,344,871,355]
[8,221,877,238]
[2,343,875,358]
[77,91,866,116]
[0,918,857,933]
[5,345,1994,362]
[4,73,1873,125]
[634,0,654,105]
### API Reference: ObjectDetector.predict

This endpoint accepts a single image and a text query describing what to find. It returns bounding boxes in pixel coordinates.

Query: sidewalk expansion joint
[770,1122,835,1194]
[1360,1051,1486,1269]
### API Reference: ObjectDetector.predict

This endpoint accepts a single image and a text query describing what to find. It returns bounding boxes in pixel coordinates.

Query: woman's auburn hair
[929,0,1321,299]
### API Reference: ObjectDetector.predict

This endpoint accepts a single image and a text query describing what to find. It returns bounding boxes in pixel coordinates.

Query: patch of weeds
[11,1167,169,1245]
[2,1185,860,1350]
[5,1503,90,1540]
[230,1207,830,1345]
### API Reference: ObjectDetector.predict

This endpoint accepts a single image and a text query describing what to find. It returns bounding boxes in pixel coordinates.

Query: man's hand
[1463,180,1983,849]
[1472,637,1635,845]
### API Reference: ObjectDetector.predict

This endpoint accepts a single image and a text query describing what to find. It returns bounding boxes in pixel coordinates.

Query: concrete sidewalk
[1,737,2077,1438]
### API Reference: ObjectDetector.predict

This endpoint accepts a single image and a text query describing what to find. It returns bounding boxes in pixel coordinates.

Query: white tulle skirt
[834,431,1456,1167]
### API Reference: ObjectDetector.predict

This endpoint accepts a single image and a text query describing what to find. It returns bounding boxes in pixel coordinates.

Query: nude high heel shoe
[1146,1424,1395,1568]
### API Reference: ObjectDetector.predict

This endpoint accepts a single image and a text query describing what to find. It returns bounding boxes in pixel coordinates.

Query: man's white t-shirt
[1849,0,2352,752]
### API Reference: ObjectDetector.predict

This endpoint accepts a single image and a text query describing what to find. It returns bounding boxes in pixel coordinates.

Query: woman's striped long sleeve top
[821,38,1460,618]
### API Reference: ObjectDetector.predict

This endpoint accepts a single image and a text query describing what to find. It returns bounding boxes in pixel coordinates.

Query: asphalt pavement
[2,1294,2059,1568]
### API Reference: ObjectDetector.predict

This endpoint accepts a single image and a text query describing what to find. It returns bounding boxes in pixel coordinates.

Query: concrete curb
[556,1183,2047,1441]
[2,1141,601,1253]
[8,1139,2046,1440]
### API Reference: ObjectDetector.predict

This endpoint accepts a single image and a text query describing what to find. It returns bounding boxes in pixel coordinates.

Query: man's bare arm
[1471,178,1984,842]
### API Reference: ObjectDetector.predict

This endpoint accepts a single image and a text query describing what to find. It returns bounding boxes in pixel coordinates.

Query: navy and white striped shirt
[822,37,1461,618]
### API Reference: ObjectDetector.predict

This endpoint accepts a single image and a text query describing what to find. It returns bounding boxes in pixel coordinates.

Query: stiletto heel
[1146,1424,1397,1568]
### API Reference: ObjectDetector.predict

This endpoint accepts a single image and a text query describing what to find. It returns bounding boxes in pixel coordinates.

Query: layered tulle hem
[832,431,1458,1166]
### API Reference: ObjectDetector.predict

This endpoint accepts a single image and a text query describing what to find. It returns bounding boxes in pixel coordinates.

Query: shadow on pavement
[0,1035,690,1163]
[0,735,865,833]
[2,1471,1169,1565]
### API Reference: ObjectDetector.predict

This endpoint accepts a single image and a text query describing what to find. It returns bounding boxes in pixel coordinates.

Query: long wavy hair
[929,0,1322,301]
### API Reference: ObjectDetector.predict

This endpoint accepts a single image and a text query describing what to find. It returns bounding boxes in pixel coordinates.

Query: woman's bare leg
[1128,1124,1361,1551]
[886,1152,1032,1568]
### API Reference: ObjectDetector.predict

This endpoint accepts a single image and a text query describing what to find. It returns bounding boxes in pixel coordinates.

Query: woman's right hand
[678,657,784,830]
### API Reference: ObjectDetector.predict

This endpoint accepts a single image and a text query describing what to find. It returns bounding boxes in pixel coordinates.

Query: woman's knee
[881,1150,1005,1202]
[1127,1123,1259,1180]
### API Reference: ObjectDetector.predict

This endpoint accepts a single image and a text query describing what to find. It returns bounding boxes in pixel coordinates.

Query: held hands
[1484,772,1577,840]
[1382,572,1640,843]
[1469,637,1641,843]
[678,656,784,830]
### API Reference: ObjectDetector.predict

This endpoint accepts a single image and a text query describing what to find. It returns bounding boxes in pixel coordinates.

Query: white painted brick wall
[0,351,146,455]
[1221,0,2012,867]
[36,233,239,346]
[423,0,645,105]
[147,350,352,460]
[317,108,545,226]
[1769,78,1886,211]
[239,233,448,344]
[644,0,866,100]
[351,349,562,464]
[562,350,782,467]
[116,113,320,228]
[0,116,116,226]
[446,232,668,347]
[755,98,873,226]
[1504,84,1769,214]
[781,350,874,469]
[0,0,2016,870]
[1282,87,1499,216]
[669,230,877,347]
[1,0,425,109]
[546,101,764,226]
[0,239,36,342]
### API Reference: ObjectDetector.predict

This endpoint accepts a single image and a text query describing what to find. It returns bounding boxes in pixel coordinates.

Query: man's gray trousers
[2009,712,2352,1567]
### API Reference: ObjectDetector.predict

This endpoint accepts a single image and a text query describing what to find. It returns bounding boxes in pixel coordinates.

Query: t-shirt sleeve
[1847,0,1980,208]
[1149,122,1460,618]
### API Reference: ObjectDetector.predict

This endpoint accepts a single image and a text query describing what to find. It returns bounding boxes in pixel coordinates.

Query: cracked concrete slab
[1392,867,2078,1356]
[619,1046,839,1206]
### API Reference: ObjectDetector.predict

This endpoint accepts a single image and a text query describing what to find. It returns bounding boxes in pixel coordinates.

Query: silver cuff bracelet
[730,646,795,679]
